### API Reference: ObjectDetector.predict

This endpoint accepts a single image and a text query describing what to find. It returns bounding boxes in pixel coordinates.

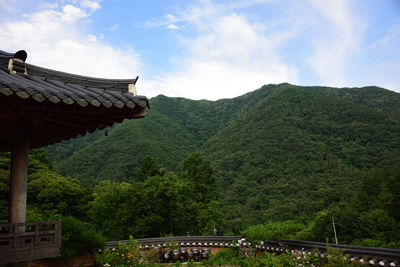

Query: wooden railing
[0,220,61,264]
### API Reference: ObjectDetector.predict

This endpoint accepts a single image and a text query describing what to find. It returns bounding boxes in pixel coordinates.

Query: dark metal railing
[0,220,61,264]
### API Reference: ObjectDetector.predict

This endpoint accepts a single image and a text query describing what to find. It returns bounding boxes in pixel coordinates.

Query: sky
[0,0,399,100]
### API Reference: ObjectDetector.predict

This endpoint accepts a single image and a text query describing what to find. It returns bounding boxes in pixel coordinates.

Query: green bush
[242,220,306,243]
[57,216,106,258]
[203,247,364,267]
[95,236,160,267]
[202,248,242,266]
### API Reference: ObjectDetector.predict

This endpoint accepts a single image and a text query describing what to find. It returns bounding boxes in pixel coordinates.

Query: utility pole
[332,217,338,244]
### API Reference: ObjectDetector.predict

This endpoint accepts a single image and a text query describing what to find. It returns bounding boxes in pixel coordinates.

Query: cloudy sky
[1,0,399,100]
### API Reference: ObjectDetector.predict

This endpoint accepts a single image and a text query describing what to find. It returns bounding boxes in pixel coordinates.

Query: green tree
[181,153,224,234]
[89,181,144,239]
[89,155,225,239]
[56,215,106,258]
[28,169,90,219]
[243,220,306,243]
[182,152,216,202]
[135,156,165,182]
[142,173,193,235]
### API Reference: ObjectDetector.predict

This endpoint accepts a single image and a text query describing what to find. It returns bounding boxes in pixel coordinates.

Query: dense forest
[0,151,223,256]
[1,83,400,256]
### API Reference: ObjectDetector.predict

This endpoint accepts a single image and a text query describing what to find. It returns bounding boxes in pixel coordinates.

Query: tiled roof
[0,50,149,151]
[0,50,149,109]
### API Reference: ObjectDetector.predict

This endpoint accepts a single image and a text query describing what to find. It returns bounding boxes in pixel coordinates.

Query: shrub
[58,215,106,258]
[242,220,306,243]
[95,235,160,267]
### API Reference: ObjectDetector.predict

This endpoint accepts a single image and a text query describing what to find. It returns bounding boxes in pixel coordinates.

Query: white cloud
[79,0,101,12]
[60,4,89,22]
[166,14,178,22]
[146,13,181,27]
[0,0,13,9]
[359,24,400,92]
[143,12,298,100]
[0,1,141,79]
[367,24,400,55]
[147,1,267,28]
[3,0,392,100]
[166,23,180,30]
[38,2,59,10]
[144,0,399,98]
[87,34,97,42]
[139,0,302,100]
[143,59,297,100]
[148,0,273,29]
[306,0,362,86]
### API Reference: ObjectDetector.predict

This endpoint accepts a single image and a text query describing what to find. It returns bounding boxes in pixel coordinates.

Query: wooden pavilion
[0,50,149,266]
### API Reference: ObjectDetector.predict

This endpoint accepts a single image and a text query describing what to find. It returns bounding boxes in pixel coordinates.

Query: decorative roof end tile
[8,50,28,75]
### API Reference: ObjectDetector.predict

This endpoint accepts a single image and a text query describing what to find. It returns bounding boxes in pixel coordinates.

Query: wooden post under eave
[6,135,29,267]
[7,136,29,267]
[8,137,29,225]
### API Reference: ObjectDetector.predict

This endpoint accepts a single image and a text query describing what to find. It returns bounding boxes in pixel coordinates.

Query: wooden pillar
[7,136,29,267]
[8,137,29,225]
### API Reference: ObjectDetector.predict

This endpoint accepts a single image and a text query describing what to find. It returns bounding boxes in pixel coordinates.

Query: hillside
[201,84,400,231]
[47,85,277,185]
[46,84,400,232]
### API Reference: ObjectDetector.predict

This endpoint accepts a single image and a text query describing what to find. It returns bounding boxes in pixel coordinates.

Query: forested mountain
[46,84,277,185]
[48,83,400,184]
[202,84,400,232]
[46,83,400,235]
